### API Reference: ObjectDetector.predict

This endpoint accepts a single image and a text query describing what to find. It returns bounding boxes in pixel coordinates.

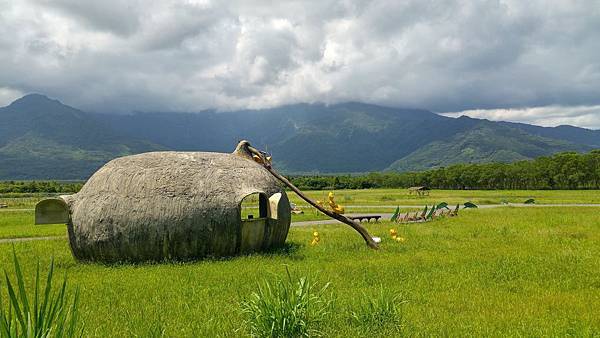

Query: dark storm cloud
[0,0,599,127]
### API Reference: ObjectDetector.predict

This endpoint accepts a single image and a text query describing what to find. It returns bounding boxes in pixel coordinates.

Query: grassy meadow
[0,190,599,336]
[3,189,600,210]
[287,188,600,207]
[0,210,65,239]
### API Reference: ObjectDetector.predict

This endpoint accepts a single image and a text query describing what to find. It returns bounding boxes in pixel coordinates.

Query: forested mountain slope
[0,94,597,179]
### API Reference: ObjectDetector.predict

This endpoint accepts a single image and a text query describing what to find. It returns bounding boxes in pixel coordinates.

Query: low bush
[350,287,407,334]
[240,268,334,337]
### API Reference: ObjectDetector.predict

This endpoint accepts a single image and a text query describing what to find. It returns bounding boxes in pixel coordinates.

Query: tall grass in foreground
[350,287,407,334]
[0,249,81,337]
[240,268,334,337]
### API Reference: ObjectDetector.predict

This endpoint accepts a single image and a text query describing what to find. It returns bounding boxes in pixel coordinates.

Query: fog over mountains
[1,94,599,180]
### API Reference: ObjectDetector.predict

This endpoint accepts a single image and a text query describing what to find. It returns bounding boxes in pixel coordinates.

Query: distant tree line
[0,181,83,194]
[289,150,600,190]
[1,151,598,192]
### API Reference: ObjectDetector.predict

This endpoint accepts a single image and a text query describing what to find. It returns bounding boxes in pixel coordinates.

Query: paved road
[291,203,600,226]
[1,203,599,243]
[292,213,394,227]
[326,203,600,209]
[3,203,600,213]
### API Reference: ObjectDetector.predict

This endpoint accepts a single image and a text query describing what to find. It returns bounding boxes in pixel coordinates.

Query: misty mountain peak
[1,93,598,178]
[8,93,63,109]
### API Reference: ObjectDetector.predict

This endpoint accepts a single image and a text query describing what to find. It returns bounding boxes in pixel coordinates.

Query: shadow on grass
[70,241,306,268]
[252,241,305,260]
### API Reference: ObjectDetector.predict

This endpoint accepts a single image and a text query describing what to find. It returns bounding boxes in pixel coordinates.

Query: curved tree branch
[235,140,379,250]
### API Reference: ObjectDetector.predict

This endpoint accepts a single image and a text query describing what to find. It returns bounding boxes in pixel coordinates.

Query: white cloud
[0,0,599,128]
[442,105,600,129]
[0,87,24,106]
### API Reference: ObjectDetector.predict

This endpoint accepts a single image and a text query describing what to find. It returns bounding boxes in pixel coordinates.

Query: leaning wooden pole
[266,166,379,249]
[239,141,379,250]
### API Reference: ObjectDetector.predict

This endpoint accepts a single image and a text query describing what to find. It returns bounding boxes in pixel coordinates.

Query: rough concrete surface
[37,150,291,263]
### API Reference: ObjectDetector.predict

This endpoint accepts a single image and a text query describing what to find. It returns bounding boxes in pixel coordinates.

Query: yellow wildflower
[311,230,320,246]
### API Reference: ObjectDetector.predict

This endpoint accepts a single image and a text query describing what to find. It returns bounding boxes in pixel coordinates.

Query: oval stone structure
[35,144,291,263]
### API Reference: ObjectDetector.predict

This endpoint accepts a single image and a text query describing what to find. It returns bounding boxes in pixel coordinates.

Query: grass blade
[4,271,25,330]
[1,250,82,337]
[40,257,55,333]
[12,249,31,317]
[0,290,12,337]
[34,261,40,334]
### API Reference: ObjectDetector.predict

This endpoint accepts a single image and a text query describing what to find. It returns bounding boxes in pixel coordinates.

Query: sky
[0,0,599,128]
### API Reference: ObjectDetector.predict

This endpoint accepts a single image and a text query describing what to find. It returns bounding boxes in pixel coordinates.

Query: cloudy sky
[1,0,599,128]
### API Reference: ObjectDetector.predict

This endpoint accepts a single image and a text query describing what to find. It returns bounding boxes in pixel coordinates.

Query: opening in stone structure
[240,192,270,253]
[35,198,69,225]
[240,192,269,220]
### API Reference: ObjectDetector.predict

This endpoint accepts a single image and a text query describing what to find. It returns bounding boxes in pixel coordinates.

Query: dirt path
[0,236,66,244]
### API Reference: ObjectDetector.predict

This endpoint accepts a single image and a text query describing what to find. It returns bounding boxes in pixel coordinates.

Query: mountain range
[1,94,598,179]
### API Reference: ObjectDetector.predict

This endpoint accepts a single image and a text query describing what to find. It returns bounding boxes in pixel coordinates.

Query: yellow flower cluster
[311,231,320,246]
[389,228,407,243]
[327,192,345,214]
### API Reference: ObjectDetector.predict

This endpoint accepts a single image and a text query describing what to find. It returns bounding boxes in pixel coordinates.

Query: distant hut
[35,141,291,263]
[408,186,430,196]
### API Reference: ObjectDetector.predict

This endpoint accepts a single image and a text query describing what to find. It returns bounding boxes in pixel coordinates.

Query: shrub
[240,268,333,337]
[350,288,407,333]
[0,249,82,337]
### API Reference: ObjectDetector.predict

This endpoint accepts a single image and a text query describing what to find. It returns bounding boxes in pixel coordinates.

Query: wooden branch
[235,140,379,249]
[263,166,380,250]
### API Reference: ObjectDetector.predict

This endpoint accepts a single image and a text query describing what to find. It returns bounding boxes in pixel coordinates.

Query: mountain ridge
[386,119,590,172]
[0,94,164,179]
[0,94,598,179]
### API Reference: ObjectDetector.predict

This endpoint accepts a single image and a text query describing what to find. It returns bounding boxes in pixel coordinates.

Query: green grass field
[0,210,65,239]
[2,189,600,209]
[287,189,600,207]
[1,191,599,336]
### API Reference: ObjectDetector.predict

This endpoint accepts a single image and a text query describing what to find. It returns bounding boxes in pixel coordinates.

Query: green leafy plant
[240,267,334,337]
[390,206,400,222]
[420,205,428,218]
[0,249,82,337]
[463,201,478,209]
[426,205,437,219]
[350,287,407,333]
